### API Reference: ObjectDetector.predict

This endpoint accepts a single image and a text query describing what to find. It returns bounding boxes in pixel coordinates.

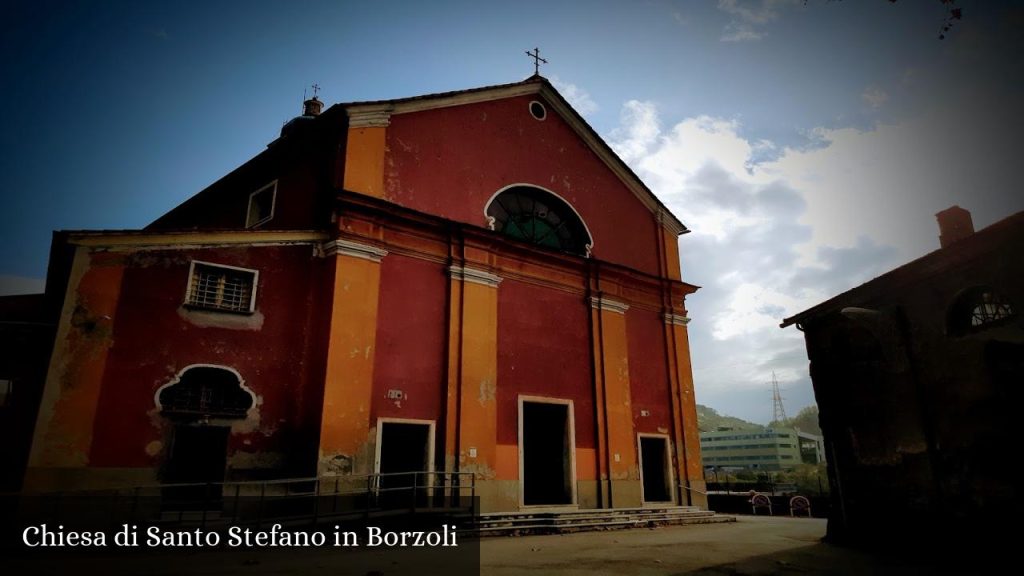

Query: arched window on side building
[948,286,1016,335]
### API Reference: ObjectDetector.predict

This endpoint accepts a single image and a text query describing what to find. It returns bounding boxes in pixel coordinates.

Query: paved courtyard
[480,516,937,575]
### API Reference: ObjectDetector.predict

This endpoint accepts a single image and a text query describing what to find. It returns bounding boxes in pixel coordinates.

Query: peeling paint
[459,460,495,480]
[478,378,496,405]
[229,450,284,469]
[177,306,265,330]
[320,454,353,475]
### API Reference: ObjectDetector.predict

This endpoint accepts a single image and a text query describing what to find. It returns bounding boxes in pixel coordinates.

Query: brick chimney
[935,205,974,248]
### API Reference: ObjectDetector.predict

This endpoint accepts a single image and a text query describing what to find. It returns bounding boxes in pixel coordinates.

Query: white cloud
[862,85,889,108]
[717,0,784,25]
[716,0,797,42]
[549,76,599,117]
[605,79,1022,423]
[721,22,763,42]
[609,100,660,163]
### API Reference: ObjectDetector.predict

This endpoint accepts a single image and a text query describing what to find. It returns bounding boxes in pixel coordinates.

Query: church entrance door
[639,435,672,503]
[163,424,230,507]
[376,419,433,508]
[520,399,575,506]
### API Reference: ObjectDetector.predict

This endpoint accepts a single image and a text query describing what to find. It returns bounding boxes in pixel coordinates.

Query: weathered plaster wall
[383,95,662,276]
[627,308,673,435]
[371,254,447,422]
[75,244,323,479]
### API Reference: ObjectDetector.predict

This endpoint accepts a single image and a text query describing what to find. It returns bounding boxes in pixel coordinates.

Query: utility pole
[771,371,787,424]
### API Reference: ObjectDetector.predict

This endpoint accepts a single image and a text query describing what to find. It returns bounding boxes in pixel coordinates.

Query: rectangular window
[0,378,12,407]
[185,261,258,313]
[246,181,277,228]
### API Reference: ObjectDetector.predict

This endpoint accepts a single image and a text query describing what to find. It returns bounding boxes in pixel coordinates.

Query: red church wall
[371,254,447,422]
[496,280,595,449]
[626,308,673,434]
[383,96,661,276]
[88,244,326,473]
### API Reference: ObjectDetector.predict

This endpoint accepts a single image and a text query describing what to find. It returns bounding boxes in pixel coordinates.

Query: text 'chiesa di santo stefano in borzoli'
[14,74,705,513]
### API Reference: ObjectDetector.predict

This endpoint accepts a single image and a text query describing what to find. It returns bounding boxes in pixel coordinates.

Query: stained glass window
[486,186,591,256]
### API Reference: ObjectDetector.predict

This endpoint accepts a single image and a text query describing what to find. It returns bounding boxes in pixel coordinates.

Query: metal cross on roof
[311,83,321,98]
[525,48,548,76]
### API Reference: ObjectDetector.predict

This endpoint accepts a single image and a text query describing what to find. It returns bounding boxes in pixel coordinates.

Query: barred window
[159,366,253,419]
[185,262,258,313]
[949,286,1016,335]
[971,291,1014,327]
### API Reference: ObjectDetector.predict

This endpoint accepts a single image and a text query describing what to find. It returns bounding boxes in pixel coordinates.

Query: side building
[782,206,1023,547]
[700,427,804,471]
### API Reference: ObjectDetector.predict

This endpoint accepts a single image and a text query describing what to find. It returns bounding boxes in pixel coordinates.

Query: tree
[770,405,821,436]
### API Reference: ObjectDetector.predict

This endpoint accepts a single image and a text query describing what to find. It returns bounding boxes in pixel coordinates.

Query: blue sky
[2,0,1022,424]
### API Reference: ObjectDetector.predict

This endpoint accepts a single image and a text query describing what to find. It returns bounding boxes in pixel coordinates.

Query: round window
[529,101,547,121]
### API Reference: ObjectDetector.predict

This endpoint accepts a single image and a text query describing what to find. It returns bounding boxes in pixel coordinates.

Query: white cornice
[322,239,388,262]
[347,106,393,128]
[590,296,630,314]
[448,265,502,287]
[664,313,691,326]
[377,84,540,115]
[68,231,329,249]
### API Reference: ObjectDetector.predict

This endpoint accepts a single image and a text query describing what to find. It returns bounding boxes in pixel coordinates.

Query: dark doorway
[522,401,573,506]
[640,436,671,503]
[378,422,431,505]
[163,425,229,507]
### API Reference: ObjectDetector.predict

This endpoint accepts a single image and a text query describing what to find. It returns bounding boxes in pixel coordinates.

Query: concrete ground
[480,516,948,575]
[8,516,982,575]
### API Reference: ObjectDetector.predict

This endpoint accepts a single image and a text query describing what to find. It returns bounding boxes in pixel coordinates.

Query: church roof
[326,75,689,236]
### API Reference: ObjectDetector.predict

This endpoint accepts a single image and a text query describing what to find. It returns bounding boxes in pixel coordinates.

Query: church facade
[23,76,705,512]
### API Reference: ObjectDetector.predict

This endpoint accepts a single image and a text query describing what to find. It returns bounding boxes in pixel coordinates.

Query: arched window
[158,366,254,419]
[948,286,1016,335]
[485,186,592,257]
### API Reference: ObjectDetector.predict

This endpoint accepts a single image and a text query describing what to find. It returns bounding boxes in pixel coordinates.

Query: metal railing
[15,471,476,531]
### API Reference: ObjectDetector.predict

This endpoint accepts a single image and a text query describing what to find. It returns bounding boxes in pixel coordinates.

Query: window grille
[186,262,257,313]
[486,186,592,256]
[159,367,253,419]
[970,291,1014,327]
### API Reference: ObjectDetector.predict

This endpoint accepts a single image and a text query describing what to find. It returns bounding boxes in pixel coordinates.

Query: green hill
[696,404,764,433]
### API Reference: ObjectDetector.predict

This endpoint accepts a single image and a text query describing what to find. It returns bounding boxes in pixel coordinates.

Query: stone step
[476,510,716,529]
[472,507,735,536]
[474,511,735,537]
[476,506,703,522]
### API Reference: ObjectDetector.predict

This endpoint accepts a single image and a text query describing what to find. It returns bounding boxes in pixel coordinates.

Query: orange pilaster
[661,228,682,281]
[448,267,500,481]
[30,249,124,472]
[343,127,387,198]
[318,240,386,474]
[666,313,706,507]
[590,296,639,507]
